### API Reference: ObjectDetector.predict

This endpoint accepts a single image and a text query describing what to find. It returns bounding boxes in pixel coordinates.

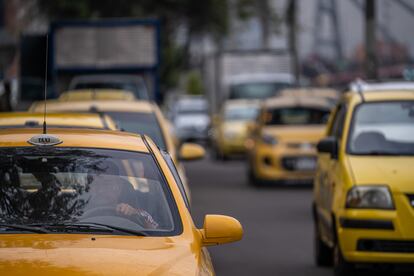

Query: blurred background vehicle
[247,96,332,186]
[226,73,295,100]
[169,95,210,143]
[280,87,340,107]
[211,99,260,160]
[69,74,150,101]
[203,50,294,114]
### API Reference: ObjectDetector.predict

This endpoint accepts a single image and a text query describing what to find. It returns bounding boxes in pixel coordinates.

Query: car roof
[70,74,145,84]
[0,128,149,152]
[264,96,332,110]
[0,112,117,130]
[349,90,414,102]
[280,87,339,99]
[30,100,155,113]
[349,80,414,92]
[59,90,136,101]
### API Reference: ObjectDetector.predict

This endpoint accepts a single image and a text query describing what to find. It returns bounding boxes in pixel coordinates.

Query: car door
[317,103,347,243]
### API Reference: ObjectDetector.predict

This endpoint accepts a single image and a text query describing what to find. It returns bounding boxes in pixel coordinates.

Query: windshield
[0,148,180,236]
[348,101,414,155]
[106,112,166,150]
[264,107,330,125]
[176,101,208,115]
[225,106,259,121]
[229,82,293,100]
[74,82,149,100]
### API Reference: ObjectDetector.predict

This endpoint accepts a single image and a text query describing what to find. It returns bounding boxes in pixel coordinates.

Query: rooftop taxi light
[27,134,62,146]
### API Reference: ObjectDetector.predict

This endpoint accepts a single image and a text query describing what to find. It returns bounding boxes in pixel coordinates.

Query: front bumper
[253,145,317,182]
[337,193,414,264]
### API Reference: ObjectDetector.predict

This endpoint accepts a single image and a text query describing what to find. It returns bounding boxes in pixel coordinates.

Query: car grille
[357,239,414,253]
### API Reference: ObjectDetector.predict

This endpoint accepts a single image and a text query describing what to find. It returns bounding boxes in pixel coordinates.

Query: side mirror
[317,136,338,159]
[179,143,205,161]
[201,215,243,246]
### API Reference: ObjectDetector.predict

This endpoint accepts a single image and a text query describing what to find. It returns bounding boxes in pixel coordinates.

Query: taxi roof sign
[28,134,62,146]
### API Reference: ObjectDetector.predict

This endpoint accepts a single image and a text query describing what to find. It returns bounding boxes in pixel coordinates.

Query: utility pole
[257,0,271,49]
[287,0,300,84]
[365,0,378,79]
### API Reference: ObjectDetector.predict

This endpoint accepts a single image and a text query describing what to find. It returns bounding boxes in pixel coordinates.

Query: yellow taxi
[246,96,332,185]
[0,127,243,275]
[30,98,197,201]
[280,87,339,106]
[0,112,117,130]
[58,89,136,101]
[313,82,414,275]
[211,100,260,160]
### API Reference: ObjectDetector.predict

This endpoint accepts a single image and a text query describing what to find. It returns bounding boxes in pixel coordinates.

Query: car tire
[333,243,356,276]
[314,222,333,267]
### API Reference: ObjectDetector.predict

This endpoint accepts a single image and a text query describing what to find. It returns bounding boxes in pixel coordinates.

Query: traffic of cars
[1,76,413,275]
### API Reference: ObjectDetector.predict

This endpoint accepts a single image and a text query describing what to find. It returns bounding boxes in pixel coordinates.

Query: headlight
[346,186,394,209]
[262,134,278,145]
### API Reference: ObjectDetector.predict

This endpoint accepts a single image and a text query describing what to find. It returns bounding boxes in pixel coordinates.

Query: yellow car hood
[348,156,414,193]
[0,234,199,276]
[262,125,325,143]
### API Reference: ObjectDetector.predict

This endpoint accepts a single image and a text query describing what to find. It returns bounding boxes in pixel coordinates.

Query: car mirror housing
[179,143,205,161]
[317,136,338,159]
[201,215,243,246]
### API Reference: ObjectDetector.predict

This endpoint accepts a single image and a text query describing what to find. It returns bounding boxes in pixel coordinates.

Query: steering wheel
[80,206,147,228]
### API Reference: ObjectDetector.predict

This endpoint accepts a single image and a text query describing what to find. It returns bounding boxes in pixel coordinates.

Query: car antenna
[42,34,49,134]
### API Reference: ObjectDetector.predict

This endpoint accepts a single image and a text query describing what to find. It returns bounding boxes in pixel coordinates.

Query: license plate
[295,158,316,170]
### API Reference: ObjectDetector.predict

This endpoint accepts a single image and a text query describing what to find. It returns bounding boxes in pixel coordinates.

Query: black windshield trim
[142,137,184,236]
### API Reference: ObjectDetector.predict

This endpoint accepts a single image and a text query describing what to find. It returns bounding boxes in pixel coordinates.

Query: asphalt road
[184,157,332,276]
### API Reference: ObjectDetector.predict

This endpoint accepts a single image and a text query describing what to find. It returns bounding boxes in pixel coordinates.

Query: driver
[86,173,159,229]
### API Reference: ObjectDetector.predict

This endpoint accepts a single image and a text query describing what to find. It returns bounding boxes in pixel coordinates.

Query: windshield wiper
[0,224,49,234]
[30,222,147,236]
[75,222,148,236]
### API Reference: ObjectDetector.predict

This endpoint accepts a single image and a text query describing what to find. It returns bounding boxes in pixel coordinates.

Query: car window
[74,82,149,100]
[264,107,330,125]
[0,147,182,236]
[160,151,190,209]
[348,101,414,155]
[224,106,259,121]
[328,104,347,139]
[229,82,293,100]
[106,112,166,150]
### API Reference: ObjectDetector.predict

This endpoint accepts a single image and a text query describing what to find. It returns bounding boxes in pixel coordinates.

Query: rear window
[106,112,166,150]
[74,82,149,100]
[229,82,293,100]
[264,107,330,125]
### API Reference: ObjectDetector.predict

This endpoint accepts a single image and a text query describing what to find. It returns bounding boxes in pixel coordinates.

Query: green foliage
[185,71,203,95]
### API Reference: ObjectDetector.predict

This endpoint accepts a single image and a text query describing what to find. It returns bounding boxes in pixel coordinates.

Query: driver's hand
[116,203,138,216]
